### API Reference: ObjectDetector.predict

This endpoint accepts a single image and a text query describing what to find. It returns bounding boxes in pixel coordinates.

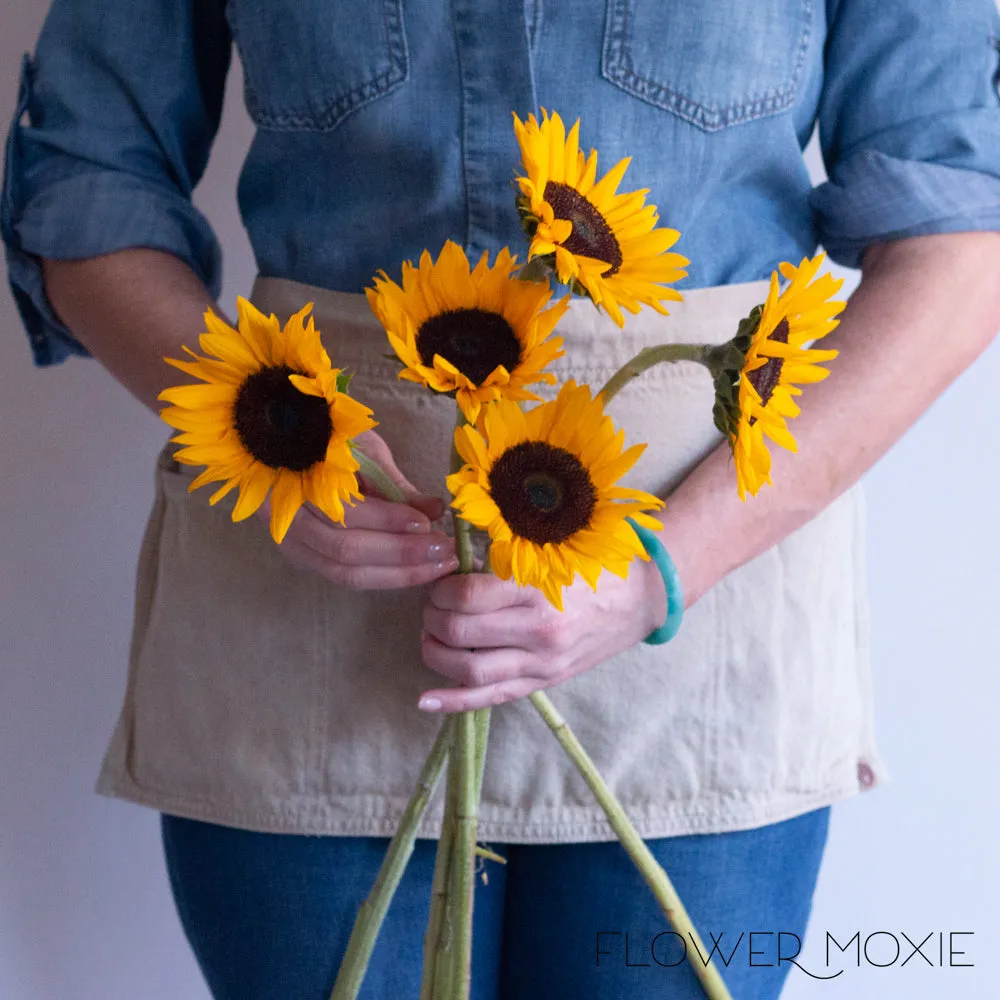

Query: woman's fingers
[427,570,535,614]
[422,604,547,651]
[281,539,459,589]
[402,491,447,522]
[419,632,538,687]
[331,494,441,534]
[257,495,459,588]
[354,429,447,521]
[305,525,456,568]
[251,430,455,590]
[355,476,446,524]
[292,505,455,566]
[419,626,549,699]
[418,675,544,713]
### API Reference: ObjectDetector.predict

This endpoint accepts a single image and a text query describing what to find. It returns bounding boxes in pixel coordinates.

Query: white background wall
[1,4,997,998]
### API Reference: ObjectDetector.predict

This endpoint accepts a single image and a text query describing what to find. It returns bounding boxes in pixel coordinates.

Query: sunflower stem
[473,707,491,803]
[444,707,478,999]
[349,444,408,504]
[421,724,458,1000]
[451,512,476,575]
[328,717,452,1000]
[527,690,734,1000]
[451,410,479,577]
[420,409,487,1000]
[597,343,715,405]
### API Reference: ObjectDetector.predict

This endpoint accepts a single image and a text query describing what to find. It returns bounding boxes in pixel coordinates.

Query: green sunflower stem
[422,700,491,1000]
[454,516,476,575]
[422,725,458,1000]
[527,690,734,1000]
[597,343,717,406]
[349,444,408,504]
[451,410,478,577]
[328,717,452,1000]
[439,502,479,997]
[423,407,486,1000]
[444,706,478,999]
[473,707,491,803]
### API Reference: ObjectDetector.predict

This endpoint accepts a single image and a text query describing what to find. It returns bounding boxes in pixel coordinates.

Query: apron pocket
[126,444,328,804]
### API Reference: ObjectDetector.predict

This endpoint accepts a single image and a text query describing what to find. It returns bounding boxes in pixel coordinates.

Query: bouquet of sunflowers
[158,111,845,1000]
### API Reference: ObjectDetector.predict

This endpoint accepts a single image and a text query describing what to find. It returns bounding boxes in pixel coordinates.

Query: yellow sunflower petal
[232,464,278,522]
[164,352,244,385]
[451,381,661,609]
[490,539,515,580]
[269,472,305,543]
[513,112,685,319]
[200,326,259,372]
[369,242,565,408]
[158,382,238,408]
[728,252,845,499]
[159,292,373,537]
[287,373,325,397]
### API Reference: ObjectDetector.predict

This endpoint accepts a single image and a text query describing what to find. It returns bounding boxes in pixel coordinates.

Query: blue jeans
[161,807,830,999]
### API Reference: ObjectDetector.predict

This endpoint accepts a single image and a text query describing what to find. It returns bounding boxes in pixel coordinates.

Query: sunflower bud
[515,192,541,240]
[708,305,760,440]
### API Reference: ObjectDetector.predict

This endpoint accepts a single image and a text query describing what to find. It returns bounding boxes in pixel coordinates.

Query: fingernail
[419,696,442,712]
[427,541,452,559]
[435,558,459,572]
[405,520,428,533]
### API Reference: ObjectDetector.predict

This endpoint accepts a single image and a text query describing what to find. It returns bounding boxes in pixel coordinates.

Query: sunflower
[512,109,689,328]
[159,297,377,543]
[730,253,844,501]
[366,240,568,423]
[447,382,665,610]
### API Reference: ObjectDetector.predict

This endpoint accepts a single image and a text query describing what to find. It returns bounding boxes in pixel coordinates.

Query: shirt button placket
[450,0,537,258]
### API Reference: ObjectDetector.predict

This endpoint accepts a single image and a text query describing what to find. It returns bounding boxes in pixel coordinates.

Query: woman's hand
[257,430,459,589]
[416,558,669,711]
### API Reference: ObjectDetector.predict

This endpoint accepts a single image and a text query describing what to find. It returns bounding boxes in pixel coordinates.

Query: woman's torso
[227,0,825,290]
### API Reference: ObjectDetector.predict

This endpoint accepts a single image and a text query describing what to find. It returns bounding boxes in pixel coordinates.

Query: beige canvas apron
[95,276,885,842]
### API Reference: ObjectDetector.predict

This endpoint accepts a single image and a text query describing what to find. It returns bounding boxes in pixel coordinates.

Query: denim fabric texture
[160,806,831,1000]
[3,0,1000,366]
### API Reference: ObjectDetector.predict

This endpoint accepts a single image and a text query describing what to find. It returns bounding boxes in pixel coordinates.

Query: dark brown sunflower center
[746,318,790,410]
[543,181,623,277]
[415,308,522,387]
[234,365,332,471]
[488,441,597,544]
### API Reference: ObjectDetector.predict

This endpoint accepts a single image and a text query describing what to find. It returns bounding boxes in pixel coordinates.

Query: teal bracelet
[627,518,684,645]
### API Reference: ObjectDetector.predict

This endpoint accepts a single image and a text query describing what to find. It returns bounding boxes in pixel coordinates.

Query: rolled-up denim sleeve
[810,0,1000,269]
[1,1,231,365]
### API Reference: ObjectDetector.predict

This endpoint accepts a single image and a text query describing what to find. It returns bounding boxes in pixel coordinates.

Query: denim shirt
[3,0,1000,367]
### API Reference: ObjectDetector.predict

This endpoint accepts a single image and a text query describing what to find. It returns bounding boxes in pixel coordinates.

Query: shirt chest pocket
[226,0,408,132]
[601,0,813,132]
